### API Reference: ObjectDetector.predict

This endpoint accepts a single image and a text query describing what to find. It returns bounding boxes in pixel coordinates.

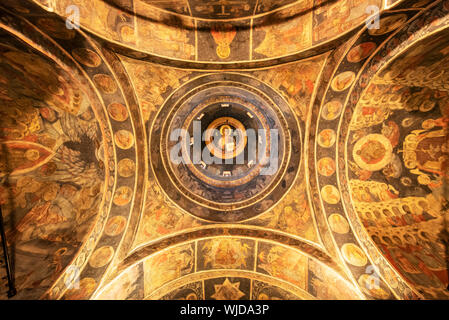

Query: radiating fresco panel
[135,180,203,244]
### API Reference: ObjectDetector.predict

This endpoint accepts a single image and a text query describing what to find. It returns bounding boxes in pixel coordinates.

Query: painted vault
[0,0,448,300]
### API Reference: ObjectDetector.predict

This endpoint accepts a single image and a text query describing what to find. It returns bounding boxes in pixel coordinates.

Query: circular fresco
[149,73,301,222]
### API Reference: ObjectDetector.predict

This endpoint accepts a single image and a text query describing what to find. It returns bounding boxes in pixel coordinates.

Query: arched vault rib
[115,227,344,276]
[94,234,363,300]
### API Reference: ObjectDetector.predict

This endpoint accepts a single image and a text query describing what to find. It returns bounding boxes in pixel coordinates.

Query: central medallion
[149,73,301,222]
[205,117,247,160]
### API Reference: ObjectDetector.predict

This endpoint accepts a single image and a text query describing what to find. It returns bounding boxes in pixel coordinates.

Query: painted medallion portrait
[108,103,129,122]
[104,216,127,237]
[331,71,356,92]
[317,157,336,177]
[321,100,343,120]
[353,134,393,171]
[318,129,336,148]
[341,243,368,267]
[93,74,118,94]
[114,130,135,149]
[358,274,390,299]
[113,186,133,206]
[328,214,350,234]
[117,158,136,177]
[89,246,115,269]
[347,42,377,63]
[321,185,341,204]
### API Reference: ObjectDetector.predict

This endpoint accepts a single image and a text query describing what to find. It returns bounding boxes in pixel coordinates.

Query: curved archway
[93,237,362,300]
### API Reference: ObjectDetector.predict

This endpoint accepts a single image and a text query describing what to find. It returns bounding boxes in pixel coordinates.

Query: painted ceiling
[0,0,448,300]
